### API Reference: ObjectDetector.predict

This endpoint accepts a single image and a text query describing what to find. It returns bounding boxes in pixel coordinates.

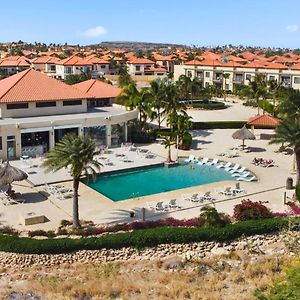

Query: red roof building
[247,114,281,128]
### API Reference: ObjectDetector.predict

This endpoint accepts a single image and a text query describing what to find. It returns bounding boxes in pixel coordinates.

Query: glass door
[7,136,16,160]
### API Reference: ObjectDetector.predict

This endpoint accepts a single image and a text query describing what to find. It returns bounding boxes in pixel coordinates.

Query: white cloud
[286,24,299,32]
[82,26,107,37]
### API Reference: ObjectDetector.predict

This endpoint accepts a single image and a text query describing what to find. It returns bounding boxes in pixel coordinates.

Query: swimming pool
[85,163,235,201]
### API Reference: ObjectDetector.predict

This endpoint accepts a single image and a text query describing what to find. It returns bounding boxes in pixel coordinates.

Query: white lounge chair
[200,191,214,201]
[167,199,181,209]
[229,166,246,174]
[198,157,209,165]
[154,201,168,212]
[216,162,231,169]
[206,158,218,166]
[184,155,196,163]
[219,187,234,196]
[232,171,251,178]
[226,151,239,158]
[225,163,240,172]
[237,175,257,182]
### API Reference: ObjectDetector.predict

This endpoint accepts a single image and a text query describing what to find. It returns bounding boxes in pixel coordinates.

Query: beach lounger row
[148,198,182,212]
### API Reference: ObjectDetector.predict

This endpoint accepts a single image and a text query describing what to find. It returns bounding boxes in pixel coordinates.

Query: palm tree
[270,118,300,183]
[148,79,166,130]
[222,73,230,101]
[42,134,102,228]
[160,134,176,162]
[247,74,268,115]
[177,74,192,100]
[118,83,151,133]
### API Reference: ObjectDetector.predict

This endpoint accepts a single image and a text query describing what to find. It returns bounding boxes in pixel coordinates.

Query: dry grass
[1,254,293,300]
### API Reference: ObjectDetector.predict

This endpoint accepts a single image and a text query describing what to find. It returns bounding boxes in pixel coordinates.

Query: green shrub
[200,206,230,227]
[0,218,291,254]
[28,230,56,238]
[192,121,275,130]
[233,200,274,221]
[0,226,19,236]
[180,132,192,150]
[192,101,226,110]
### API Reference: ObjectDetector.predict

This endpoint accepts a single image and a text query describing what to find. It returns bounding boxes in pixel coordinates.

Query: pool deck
[1,128,296,231]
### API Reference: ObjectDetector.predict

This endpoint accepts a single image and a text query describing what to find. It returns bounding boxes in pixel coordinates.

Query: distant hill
[90,41,186,50]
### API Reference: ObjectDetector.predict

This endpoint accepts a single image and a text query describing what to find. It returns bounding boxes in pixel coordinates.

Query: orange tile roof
[31,56,60,64]
[57,55,92,66]
[0,59,30,67]
[128,57,155,64]
[73,79,121,99]
[85,55,110,64]
[0,69,92,103]
[290,62,300,70]
[247,114,281,127]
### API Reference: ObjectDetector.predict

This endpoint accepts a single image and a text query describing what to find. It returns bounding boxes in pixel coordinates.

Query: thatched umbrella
[0,161,28,196]
[232,125,256,149]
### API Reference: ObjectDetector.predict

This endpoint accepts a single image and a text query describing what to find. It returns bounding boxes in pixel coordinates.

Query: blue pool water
[85,163,235,201]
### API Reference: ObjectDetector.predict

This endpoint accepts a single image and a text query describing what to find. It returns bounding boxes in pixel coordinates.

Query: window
[65,67,72,74]
[205,72,210,78]
[135,66,141,71]
[187,71,192,78]
[7,103,29,110]
[246,74,252,81]
[0,137,2,150]
[294,77,300,84]
[100,65,106,69]
[50,65,56,71]
[269,75,276,81]
[63,100,82,106]
[36,101,56,108]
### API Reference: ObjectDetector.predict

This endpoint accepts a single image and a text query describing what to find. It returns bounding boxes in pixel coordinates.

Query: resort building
[127,58,167,76]
[0,56,30,77]
[55,55,93,80]
[31,56,60,77]
[0,69,138,160]
[173,58,300,91]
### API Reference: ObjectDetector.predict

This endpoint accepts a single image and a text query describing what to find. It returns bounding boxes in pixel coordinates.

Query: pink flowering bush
[233,199,273,221]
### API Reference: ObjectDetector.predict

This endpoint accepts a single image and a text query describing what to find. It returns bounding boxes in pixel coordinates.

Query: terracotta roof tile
[0,69,92,103]
[73,79,121,99]
[247,114,281,127]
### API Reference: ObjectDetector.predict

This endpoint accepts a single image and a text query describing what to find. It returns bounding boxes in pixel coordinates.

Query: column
[106,124,111,147]
[49,128,55,150]
[79,126,84,137]
[124,122,128,142]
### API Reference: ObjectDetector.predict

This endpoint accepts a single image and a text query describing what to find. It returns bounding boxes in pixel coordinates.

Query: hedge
[192,101,226,110]
[0,218,293,254]
[192,121,276,130]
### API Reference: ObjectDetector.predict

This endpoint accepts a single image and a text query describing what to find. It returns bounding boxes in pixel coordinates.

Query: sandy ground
[0,126,295,231]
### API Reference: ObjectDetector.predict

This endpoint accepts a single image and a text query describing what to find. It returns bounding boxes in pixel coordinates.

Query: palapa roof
[232,125,256,140]
[0,161,28,185]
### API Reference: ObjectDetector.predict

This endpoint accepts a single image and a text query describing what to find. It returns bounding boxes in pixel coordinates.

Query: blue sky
[2,0,300,48]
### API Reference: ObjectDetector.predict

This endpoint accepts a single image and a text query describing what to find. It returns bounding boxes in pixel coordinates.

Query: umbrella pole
[242,139,245,150]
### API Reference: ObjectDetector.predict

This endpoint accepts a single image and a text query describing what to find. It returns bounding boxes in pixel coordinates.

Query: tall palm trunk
[295,148,300,184]
[73,177,80,228]
[168,146,172,162]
